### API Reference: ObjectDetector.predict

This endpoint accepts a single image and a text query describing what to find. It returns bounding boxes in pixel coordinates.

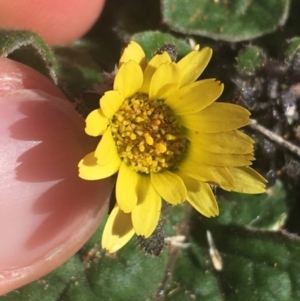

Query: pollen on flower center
[110,93,188,173]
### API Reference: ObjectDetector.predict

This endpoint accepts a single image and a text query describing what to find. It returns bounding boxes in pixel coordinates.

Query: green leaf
[162,0,290,42]
[212,181,288,229]
[83,245,169,300]
[236,45,267,76]
[54,46,104,106]
[75,205,185,301]
[284,36,300,58]
[132,31,191,60]
[0,29,58,83]
[1,256,83,301]
[171,223,300,301]
[165,243,223,301]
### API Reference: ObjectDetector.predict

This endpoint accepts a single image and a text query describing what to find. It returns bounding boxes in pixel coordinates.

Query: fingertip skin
[0,58,111,295]
[0,57,66,98]
[0,0,106,45]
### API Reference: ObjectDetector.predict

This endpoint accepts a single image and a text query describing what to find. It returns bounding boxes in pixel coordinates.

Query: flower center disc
[111,93,188,174]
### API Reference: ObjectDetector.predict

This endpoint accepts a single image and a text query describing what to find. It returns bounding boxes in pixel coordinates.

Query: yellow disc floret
[110,93,188,173]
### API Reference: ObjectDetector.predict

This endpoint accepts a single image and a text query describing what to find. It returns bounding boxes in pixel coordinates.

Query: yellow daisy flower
[78,41,267,253]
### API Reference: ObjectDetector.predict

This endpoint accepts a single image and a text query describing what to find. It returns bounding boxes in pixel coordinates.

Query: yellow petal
[102,204,135,253]
[186,130,254,154]
[228,166,267,194]
[139,52,171,94]
[149,62,180,100]
[85,109,108,137]
[177,171,219,217]
[189,145,254,167]
[132,176,161,237]
[116,162,139,213]
[94,127,118,165]
[180,103,251,133]
[119,41,147,69]
[177,47,212,88]
[78,151,120,180]
[114,60,143,98]
[165,79,224,115]
[100,90,124,119]
[151,170,187,205]
[179,158,235,191]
